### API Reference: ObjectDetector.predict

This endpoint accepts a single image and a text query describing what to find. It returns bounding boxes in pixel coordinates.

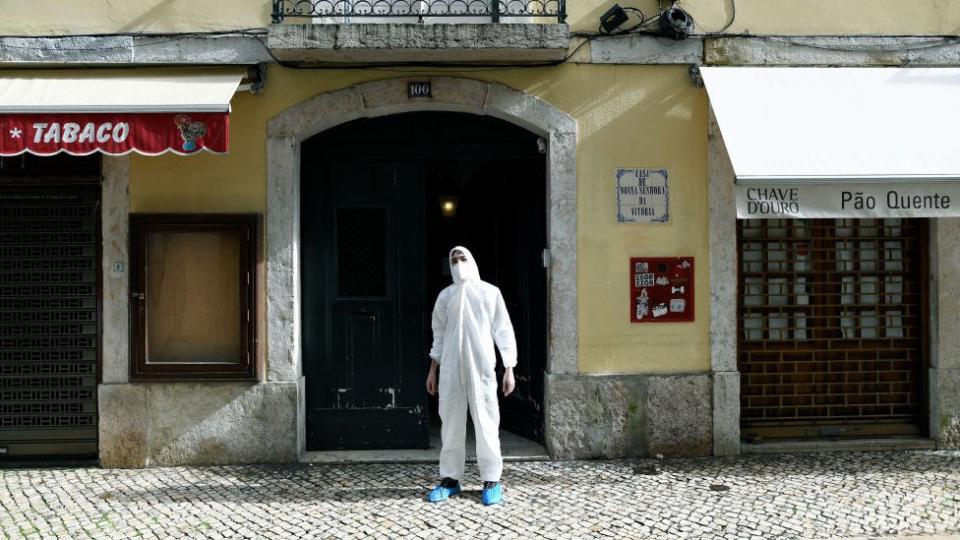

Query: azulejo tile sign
[617,168,669,223]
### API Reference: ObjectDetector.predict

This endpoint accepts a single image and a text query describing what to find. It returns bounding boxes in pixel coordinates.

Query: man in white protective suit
[424,246,517,506]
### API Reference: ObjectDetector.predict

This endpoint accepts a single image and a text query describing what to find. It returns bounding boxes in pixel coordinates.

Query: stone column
[266,136,303,384]
[930,218,960,448]
[98,155,149,467]
[100,155,130,384]
[708,108,740,456]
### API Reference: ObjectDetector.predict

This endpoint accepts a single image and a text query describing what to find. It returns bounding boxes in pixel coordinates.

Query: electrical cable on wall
[689,0,736,35]
[3,8,960,73]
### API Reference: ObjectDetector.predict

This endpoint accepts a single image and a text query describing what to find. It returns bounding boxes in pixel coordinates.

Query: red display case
[630,257,694,323]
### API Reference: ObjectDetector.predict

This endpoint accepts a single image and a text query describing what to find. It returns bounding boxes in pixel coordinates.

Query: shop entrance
[737,218,926,439]
[0,155,101,460]
[301,112,547,450]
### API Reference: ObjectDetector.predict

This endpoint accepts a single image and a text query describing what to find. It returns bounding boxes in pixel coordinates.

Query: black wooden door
[482,159,547,444]
[302,160,428,450]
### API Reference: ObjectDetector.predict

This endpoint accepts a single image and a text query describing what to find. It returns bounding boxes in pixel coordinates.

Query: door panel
[302,160,428,450]
[423,153,548,444]
[485,160,547,444]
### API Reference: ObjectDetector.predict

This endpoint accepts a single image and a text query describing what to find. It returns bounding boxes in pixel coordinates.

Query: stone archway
[265,77,577,457]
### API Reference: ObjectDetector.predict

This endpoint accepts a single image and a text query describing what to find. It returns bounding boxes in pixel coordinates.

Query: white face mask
[451,261,471,282]
[449,247,480,283]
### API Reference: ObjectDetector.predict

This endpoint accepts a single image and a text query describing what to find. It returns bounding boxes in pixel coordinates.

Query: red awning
[0,72,242,156]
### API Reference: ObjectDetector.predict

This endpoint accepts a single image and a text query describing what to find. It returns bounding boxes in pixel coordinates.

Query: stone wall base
[931,368,960,449]
[545,372,713,459]
[98,378,303,467]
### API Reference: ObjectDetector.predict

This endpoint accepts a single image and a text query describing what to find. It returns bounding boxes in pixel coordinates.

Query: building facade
[1,1,960,466]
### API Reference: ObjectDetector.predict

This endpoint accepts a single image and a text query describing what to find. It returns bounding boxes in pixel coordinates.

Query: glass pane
[861,311,878,339]
[336,208,387,297]
[884,240,903,271]
[768,314,789,341]
[794,242,810,271]
[884,218,902,237]
[794,312,808,340]
[767,219,787,238]
[146,231,241,364]
[768,278,788,306]
[794,277,809,305]
[835,241,855,271]
[859,218,878,238]
[835,218,854,237]
[841,276,856,305]
[742,242,763,273]
[743,314,763,341]
[860,241,878,271]
[885,310,904,338]
[741,219,763,238]
[885,276,903,304]
[767,242,787,271]
[841,312,856,338]
[860,276,879,304]
[743,277,763,306]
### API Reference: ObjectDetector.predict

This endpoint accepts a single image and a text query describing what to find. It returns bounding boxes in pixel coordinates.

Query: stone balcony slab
[267,23,570,63]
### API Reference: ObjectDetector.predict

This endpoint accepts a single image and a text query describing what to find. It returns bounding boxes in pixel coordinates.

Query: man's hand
[426,361,439,396]
[502,368,516,397]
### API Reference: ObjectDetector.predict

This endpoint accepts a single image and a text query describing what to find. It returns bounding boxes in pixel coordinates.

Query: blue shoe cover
[427,481,461,502]
[481,482,503,506]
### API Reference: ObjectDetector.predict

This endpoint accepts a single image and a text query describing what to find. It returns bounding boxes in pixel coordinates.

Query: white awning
[701,67,960,183]
[703,67,960,218]
[0,72,243,113]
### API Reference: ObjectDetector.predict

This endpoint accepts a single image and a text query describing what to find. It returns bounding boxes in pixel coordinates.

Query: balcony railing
[271,0,567,23]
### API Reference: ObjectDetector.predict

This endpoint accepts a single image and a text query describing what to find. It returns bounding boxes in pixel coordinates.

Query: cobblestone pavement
[4,451,960,539]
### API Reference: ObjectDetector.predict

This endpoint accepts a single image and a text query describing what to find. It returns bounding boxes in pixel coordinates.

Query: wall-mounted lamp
[439,196,458,218]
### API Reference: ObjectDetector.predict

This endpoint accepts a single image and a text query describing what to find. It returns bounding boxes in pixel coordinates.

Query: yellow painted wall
[0,1,271,34]
[128,64,709,374]
[570,0,960,36]
[3,0,959,36]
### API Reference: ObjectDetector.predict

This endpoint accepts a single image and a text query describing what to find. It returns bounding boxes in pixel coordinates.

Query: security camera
[536,137,547,154]
[659,4,694,40]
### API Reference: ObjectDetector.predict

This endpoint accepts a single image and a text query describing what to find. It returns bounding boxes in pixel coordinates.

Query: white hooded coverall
[430,246,517,483]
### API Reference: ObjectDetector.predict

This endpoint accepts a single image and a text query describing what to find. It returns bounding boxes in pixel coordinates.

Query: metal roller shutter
[738,218,925,439]
[0,183,99,459]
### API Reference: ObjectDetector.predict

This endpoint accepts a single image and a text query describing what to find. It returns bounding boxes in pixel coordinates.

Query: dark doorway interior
[301,112,547,450]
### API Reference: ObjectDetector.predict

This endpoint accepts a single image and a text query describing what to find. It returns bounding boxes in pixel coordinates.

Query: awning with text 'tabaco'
[0,71,243,157]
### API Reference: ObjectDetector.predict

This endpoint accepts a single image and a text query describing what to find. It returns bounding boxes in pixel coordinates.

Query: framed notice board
[630,257,694,323]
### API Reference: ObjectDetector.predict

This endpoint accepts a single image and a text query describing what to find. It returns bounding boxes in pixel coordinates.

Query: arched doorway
[265,77,577,459]
[300,112,547,450]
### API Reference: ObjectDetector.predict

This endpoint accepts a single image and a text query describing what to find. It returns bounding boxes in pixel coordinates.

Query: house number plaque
[408,82,432,98]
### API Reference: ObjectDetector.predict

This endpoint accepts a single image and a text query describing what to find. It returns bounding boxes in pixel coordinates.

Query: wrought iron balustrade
[272,0,566,23]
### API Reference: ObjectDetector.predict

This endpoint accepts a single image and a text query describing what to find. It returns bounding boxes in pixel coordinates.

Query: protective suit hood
[449,246,480,284]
